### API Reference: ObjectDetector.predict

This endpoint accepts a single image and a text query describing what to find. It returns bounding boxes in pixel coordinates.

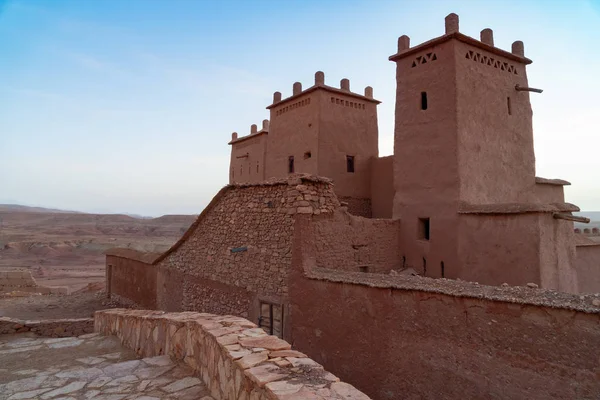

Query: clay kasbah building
[106,14,600,399]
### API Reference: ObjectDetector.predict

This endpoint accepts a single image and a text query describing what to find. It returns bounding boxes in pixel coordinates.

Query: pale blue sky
[1,0,599,216]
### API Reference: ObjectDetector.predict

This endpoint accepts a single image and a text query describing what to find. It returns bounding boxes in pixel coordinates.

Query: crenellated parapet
[389,12,532,65]
[267,71,380,111]
[229,119,270,145]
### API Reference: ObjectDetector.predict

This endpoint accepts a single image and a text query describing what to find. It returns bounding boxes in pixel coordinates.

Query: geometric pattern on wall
[411,52,437,68]
[465,50,518,75]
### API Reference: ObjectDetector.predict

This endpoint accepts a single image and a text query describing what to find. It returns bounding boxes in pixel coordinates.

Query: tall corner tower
[388,13,537,278]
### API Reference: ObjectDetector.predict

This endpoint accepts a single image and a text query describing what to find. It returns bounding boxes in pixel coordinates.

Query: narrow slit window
[423,258,427,276]
[418,218,430,240]
[288,156,294,173]
[346,155,355,173]
[507,96,512,115]
[256,162,259,173]
[441,261,445,278]
[421,92,428,110]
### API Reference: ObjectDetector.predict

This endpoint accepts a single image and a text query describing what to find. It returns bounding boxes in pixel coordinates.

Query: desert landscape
[0,204,195,292]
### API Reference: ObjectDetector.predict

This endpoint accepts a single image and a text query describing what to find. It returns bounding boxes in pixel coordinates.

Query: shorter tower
[265,72,380,216]
[229,72,381,216]
[228,120,269,184]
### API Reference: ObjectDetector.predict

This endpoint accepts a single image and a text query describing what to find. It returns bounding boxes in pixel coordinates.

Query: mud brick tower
[229,72,380,217]
[389,13,578,291]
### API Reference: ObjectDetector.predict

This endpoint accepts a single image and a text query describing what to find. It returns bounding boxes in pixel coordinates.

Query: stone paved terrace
[0,332,212,400]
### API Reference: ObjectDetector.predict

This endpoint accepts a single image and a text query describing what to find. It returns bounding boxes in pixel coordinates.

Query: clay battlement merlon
[266,71,381,110]
[228,119,270,145]
[389,13,533,65]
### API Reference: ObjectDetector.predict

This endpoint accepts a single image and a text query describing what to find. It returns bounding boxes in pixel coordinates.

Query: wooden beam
[553,213,589,223]
[235,153,249,159]
[515,84,543,93]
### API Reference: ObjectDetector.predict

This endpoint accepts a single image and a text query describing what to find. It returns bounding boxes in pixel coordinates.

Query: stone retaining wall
[0,316,94,337]
[94,308,369,400]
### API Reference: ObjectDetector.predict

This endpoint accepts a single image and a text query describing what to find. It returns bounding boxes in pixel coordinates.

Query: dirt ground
[0,207,194,292]
[0,291,131,320]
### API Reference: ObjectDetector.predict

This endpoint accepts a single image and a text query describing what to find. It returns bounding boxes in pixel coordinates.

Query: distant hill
[574,211,600,229]
[0,204,157,219]
[0,204,82,214]
[575,212,600,222]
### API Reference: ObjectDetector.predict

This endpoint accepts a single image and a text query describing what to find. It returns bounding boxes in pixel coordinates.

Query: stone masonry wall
[157,266,253,318]
[0,316,93,337]
[313,211,401,273]
[339,197,372,218]
[95,309,369,400]
[156,175,340,312]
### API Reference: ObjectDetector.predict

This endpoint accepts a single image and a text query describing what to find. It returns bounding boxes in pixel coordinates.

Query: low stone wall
[0,270,68,295]
[95,308,369,400]
[0,316,93,337]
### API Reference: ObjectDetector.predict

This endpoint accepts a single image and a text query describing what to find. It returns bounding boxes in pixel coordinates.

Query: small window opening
[402,256,406,268]
[441,261,445,278]
[304,151,312,159]
[256,162,259,173]
[421,92,428,110]
[288,156,294,173]
[423,258,427,276]
[346,155,355,173]
[418,218,430,241]
[359,266,369,273]
[507,96,512,115]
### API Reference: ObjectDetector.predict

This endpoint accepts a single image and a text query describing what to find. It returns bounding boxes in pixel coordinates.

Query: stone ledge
[306,267,600,314]
[0,316,94,337]
[95,308,370,399]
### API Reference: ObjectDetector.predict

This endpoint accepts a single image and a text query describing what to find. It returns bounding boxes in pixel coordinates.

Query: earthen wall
[369,155,394,219]
[538,216,578,293]
[313,211,401,273]
[317,90,379,199]
[456,213,541,286]
[266,92,320,179]
[106,254,157,309]
[230,133,267,184]
[288,252,600,399]
[454,40,535,204]
[576,244,600,293]
[533,182,565,204]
